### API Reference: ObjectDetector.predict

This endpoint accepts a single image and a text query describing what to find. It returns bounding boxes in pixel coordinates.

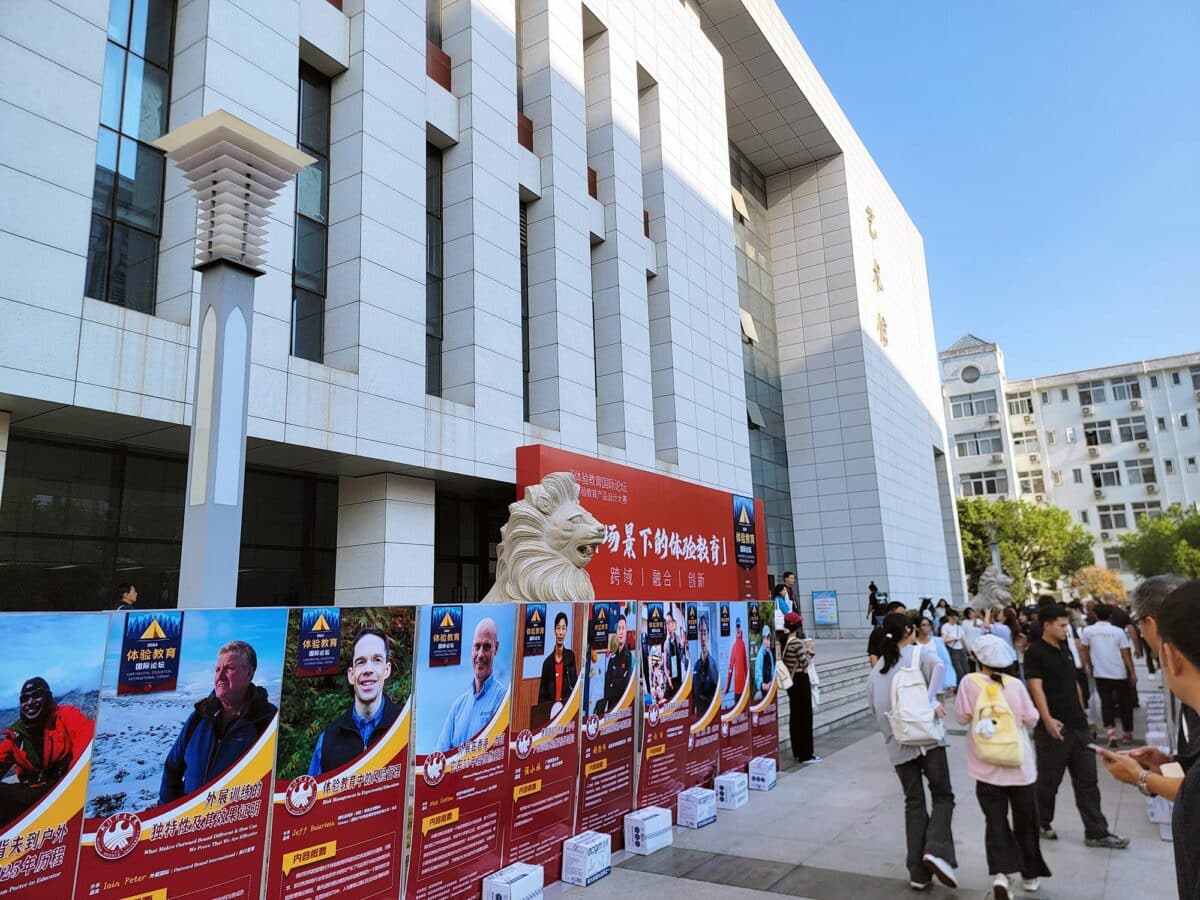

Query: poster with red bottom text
[501,603,583,881]
[635,602,691,818]
[683,602,722,788]
[0,614,108,898]
[266,607,415,900]
[748,602,780,764]
[717,602,754,773]
[516,446,770,604]
[407,605,515,900]
[575,602,637,850]
[75,608,287,900]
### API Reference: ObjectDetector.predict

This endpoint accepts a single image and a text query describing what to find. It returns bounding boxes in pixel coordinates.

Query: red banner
[516,446,769,602]
[574,602,637,850]
[635,602,691,817]
[501,603,583,882]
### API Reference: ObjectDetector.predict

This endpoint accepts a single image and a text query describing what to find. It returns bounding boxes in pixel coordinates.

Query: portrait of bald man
[435,617,508,752]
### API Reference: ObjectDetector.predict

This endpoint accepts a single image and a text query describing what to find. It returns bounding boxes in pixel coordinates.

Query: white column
[336,473,435,605]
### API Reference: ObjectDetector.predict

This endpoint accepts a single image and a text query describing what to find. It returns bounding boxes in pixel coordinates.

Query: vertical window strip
[425,143,444,395]
[291,64,332,362]
[520,201,530,421]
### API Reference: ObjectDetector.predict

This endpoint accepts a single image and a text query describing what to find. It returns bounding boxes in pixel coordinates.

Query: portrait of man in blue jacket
[159,640,277,804]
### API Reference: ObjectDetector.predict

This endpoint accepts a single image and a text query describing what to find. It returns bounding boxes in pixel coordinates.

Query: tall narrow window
[292,65,331,362]
[519,201,531,421]
[86,0,175,313]
[426,144,444,395]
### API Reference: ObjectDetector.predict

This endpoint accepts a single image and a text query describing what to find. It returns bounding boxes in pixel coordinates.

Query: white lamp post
[154,111,314,608]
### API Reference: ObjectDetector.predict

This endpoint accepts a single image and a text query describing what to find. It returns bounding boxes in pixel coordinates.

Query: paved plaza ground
[547,654,1178,900]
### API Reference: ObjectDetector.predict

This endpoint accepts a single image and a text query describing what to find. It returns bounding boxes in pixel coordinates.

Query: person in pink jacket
[956,634,1051,900]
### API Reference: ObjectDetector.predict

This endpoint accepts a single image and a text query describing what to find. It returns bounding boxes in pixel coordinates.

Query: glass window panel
[115,540,181,608]
[107,224,158,313]
[93,128,120,216]
[298,73,331,152]
[0,536,115,612]
[115,137,164,232]
[108,0,132,44]
[0,441,116,537]
[236,546,305,607]
[426,278,443,339]
[313,479,338,548]
[242,471,306,548]
[426,214,442,274]
[291,289,325,363]
[100,44,127,131]
[121,56,169,142]
[119,454,185,540]
[295,157,328,224]
[85,215,112,301]
[128,0,173,68]
[426,335,442,395]
[294,216,327,294]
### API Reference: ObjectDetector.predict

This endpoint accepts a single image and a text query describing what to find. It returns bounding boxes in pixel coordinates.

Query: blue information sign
[297,606,341,676]
[117,611,184,695]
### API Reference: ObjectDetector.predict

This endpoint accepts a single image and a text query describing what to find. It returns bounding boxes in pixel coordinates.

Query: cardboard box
[676,786,717,829]
[749,756,777,791]
[561,831,612,887]
[714,771,749,809]
[623,806,674,855]
[482,862,543,900]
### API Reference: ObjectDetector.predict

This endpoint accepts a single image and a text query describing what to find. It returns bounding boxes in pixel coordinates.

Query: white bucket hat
[972,633,1016,670]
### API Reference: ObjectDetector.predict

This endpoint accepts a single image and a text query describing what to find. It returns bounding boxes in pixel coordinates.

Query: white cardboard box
[623,806,674,855]
[749,756,777,791]
[714,771,749,809]
[676,786,717,829]
[482,862,543,900]
[561,831,612,886]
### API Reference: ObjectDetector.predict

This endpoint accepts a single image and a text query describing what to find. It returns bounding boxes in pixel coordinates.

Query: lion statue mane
[482,471,606,604]
[968,565,1015,611]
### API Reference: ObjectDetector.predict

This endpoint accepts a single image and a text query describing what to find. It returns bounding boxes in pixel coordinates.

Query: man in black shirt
[1024,604,1128,849]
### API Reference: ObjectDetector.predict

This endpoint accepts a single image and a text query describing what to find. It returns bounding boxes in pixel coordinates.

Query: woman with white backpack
[867,612,957,892]
[955,634,1050,899]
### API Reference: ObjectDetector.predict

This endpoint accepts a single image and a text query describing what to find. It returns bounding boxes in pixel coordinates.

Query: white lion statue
[969,565,1014,611]
[482,472,606,603]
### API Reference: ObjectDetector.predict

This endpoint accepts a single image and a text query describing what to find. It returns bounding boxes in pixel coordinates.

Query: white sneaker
[991,874,1010,900]
[1021,877,1040,892]
[922,853,958,888]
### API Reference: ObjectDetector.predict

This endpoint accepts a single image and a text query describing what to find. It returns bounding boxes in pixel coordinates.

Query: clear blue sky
[780,1,1199,379]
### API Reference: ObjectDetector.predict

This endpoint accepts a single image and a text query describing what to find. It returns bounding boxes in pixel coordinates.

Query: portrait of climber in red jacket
[0,677,95,827]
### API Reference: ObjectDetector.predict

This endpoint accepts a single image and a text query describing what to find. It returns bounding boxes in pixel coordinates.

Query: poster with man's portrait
[635,601,690,815]
[684,601,721,787]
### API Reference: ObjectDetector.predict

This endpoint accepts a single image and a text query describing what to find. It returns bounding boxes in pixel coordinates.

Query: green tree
[1117,504,1200,578]
[957,497,1095,604]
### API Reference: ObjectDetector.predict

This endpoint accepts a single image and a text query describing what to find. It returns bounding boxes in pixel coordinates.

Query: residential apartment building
[940,335,1200,581]
[0,0,962,625]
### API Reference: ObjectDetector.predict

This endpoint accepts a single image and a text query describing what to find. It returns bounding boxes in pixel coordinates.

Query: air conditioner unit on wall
[1101,531,1111,542]
[1035,494,1044,502]
[988,413,1001,424]
[1130,399,1143,410]
[1194,390,1200,401]
[1094,488,1105,499]
[991,453,1004,464]
[1029,453,1040,463]
[1138,440,1149,450]
[1147,483,1158,494]
[1023,414,1034,424]
[1082,406,1093,417]
[1088,446,1100,457]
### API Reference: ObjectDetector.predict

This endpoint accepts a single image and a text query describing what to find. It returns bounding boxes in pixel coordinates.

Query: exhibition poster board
[634,601,691,816]
[0,614,107,897]
[812,591,838,627]
[575,601,637,849]
[266,607,415,900]
[683,601,721,788]
[76,608,286,900]
[501,602,583,881]
[748,601,780,762]
[407,605,515,900]
[717,601,753,772]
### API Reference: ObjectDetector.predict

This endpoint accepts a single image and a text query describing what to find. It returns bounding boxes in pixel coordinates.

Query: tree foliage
[1068,565,1126,601]
[1117,504,1200,579]
[957,497,1095,604]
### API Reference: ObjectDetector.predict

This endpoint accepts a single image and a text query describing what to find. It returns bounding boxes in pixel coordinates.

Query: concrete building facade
[940,335,1200,584]
[0,0,961,624]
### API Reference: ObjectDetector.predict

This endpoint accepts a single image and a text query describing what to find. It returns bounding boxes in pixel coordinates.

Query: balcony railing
[426,41,451,91]
[517,112,534,151]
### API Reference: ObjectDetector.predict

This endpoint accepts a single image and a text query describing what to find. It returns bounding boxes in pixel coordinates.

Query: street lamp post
[154,111,313,608]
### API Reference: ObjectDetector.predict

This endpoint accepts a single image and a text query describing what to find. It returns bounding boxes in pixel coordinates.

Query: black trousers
[0,782,48,828]
[1034,726,1110,840]
[895,747,957,883]
[787,673,814,761]
[976,781,1052,879]
[1095,677,1134,733]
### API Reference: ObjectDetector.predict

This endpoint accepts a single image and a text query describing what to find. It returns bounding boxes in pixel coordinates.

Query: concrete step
[776,646,873,757]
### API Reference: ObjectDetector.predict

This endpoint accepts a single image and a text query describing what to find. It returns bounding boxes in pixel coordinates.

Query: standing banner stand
[575,601,638,849]
[0,614,108,898]
[717,602,754,772]
[635,602,691,815]
[76,609,287,900]
[748,601,780,764]
[407,604,516,900]
[266,607,415,899]
[501,602,584,881]
[683,602,722,788]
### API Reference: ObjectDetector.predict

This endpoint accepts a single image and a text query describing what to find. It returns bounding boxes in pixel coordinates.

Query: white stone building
[940,335,1200,583]
[0,0,962,624]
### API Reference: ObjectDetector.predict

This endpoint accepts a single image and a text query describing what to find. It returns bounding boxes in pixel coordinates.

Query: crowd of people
[864,578,1200,900]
